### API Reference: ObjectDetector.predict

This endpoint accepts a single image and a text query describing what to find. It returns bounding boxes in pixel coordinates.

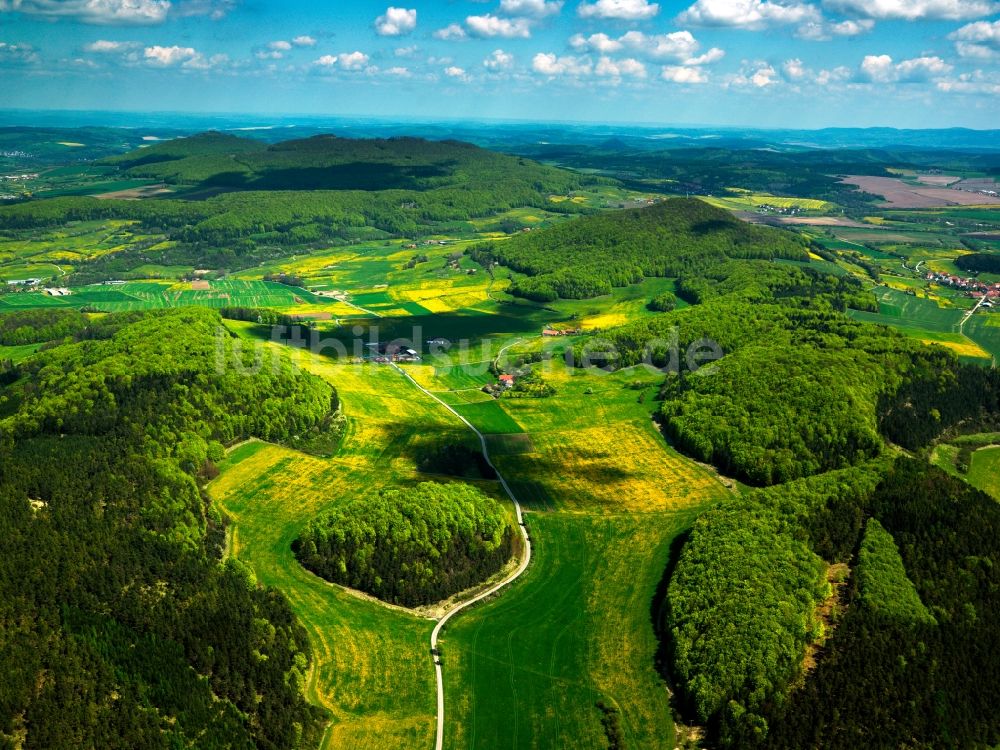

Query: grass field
[968,446,1000,501]
[846,287,1000,363]
[0,342,41,362]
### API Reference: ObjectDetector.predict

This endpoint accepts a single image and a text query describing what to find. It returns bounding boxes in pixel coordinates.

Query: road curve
[389,362,532,750]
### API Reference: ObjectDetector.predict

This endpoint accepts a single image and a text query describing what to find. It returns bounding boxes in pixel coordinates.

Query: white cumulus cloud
[823,0,997,20]
[950,19,1000,59]
[797,17,875,39]
[860,53,952,82]
[0,41,39,64]
[783,57,807,78]
[483,48,515,70]
[314,51,371,70]
[144,44,197,65]
[578,0,659,20]
[375,6,417,36]
[499,0,563,17]
[444,65,469,81]
[1,0,171,24]
[571,30,723,65]
[595,56,647,78]
[532,52,593,75]
[292,35,316,47]
[679,0,820,28]
[84,39,139,52]
[466,14,533,38]
[661,64,709,82]
[433,23,467,40]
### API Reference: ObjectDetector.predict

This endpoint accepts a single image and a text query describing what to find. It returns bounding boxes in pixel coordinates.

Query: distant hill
[472,197,809,300]
[102,132,582,194]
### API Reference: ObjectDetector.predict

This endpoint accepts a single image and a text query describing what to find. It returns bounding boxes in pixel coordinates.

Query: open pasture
[442,512,698,750]
[968,446,1000,501]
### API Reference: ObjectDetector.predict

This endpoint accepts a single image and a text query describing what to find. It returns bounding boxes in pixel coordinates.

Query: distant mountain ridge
[99,131,581,193]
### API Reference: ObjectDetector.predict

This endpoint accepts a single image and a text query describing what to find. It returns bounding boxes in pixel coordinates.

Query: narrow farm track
[390,362,533,750]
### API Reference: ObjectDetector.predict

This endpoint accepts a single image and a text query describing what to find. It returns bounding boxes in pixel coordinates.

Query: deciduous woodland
[293,482,512,607]
[0,308,339,747]
[469,199,809,301]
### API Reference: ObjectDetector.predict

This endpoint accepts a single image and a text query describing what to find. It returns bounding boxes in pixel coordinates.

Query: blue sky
[1,0,999,128]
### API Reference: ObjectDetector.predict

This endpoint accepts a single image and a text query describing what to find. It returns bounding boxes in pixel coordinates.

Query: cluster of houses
[0,173,38,182]
[404,240,451,250]
[925,272,1000,305]
[3,280,75,295]
[755,203,804,216]
[482,373,516,397]
[542,327,582,337]
[365,342,421,363]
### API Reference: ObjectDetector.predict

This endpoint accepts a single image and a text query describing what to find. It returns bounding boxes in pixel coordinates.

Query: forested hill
[0,308,338,748]
[101,131,584,194]
[471,198,809,301]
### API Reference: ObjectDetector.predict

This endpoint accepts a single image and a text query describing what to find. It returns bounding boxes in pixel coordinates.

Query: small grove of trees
[294,482,512,607]
[647,291,677,312]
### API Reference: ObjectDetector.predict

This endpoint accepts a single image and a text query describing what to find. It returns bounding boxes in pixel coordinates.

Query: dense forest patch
[0,307,338,748]
[666,466,885,745]
[660,343,884,485]
[0,308,87,345]
[666,455,1000,749]
[573,258,999,485]
[469,198,809,301]
[102,133,581,195]
[955,251,1000,274]
[294,482,512,607]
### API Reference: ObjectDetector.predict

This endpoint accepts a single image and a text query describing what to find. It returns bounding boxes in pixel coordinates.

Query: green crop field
[0,279,348,314]
[0,220,165,279]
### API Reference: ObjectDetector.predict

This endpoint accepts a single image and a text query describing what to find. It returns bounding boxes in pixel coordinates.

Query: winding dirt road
[389,362,532,750]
